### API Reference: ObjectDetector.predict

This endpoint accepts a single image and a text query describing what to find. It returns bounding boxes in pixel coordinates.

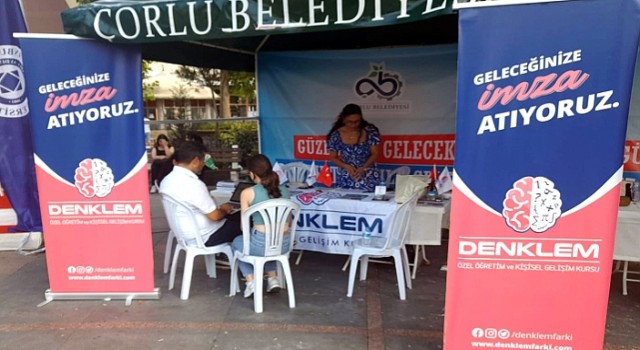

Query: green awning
[61,0,457,71]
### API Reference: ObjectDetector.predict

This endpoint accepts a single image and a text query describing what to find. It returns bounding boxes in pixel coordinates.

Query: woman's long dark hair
[326,103,379,141]
[155,134,170,148]
[247,154,281,198]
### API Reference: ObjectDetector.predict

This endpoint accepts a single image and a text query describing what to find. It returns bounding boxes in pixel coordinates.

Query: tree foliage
[175,67,228,117]
[164,84,192,144]
[142,60,158,101]
[228,71,256,115]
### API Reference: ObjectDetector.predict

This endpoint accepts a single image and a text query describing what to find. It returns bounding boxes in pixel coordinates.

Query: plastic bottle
[374,181,387,199]
[362,230,372,246]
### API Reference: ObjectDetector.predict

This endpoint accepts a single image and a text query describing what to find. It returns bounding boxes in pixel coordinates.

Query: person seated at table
[231,154,291,298]
[159,141,241,247]
[326,103,381,191]
[156,132,206,186]
[150,134,175,193]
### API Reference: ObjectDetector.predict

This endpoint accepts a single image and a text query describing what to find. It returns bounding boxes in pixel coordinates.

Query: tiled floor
[0,194,638,350]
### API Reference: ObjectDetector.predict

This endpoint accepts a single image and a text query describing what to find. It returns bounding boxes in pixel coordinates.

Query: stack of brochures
[216,181,236,193]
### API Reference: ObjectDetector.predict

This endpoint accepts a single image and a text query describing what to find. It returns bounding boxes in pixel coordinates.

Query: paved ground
[0,193,639,350]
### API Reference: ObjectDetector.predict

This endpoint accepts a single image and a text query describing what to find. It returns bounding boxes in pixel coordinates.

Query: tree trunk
[220,70,232,118]
[208,86,218,118]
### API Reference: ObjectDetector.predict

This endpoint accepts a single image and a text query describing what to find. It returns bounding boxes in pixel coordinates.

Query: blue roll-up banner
[0,0,42,233]
[445,0,640,349]
[18,35,157,299]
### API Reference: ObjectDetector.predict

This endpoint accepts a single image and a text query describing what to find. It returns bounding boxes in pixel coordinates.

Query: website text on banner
[444,1,640,349]
[18,36,156,296]
[0,0,42,233]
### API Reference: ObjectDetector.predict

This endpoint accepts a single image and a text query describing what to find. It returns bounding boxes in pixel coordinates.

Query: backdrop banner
[18,35,156,297]
[445,1,640,349]
[259,45,458,183]
[0,0,42,233]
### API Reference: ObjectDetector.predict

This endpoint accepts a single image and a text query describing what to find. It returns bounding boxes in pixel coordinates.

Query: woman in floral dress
[326,104,381,191]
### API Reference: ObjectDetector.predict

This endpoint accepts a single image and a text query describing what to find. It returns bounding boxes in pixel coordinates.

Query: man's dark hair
[173,141,206,164]
[186,132,204,145]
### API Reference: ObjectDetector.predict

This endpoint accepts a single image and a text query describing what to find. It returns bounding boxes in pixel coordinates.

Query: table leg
[613,260,622,273]
[421,245,431,266]
[411,245,420,279]
[342,256,351,271]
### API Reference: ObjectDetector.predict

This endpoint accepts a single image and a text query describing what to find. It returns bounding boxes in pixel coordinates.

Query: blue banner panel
[0,0,42,232]
[445,1,640,349]
[19,36,154,294]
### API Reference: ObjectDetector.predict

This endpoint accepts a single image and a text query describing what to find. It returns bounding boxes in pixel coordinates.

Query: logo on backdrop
[355,62,403,101]
[74,158,115,198]
[0,45,28,118]
[354,62,410,113]
[502,176,562,233]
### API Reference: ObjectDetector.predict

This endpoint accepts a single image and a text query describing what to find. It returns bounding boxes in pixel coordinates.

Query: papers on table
[215,181,236,193]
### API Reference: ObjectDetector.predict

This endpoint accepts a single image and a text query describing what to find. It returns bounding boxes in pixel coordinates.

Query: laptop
[225,182,254,214]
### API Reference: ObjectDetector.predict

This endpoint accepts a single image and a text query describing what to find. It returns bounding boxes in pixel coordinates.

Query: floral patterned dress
[327,125,381,191]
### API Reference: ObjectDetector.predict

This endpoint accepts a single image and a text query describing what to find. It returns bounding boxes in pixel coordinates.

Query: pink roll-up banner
[18,34,158,302]
[445,0,640,349]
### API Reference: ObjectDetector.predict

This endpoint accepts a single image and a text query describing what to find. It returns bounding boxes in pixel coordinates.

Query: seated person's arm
[205,203,233,221]
[151,147,164,160]
[166,145,175,157]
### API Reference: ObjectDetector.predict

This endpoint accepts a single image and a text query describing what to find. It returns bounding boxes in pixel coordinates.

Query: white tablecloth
[211,188,450,255]
[615,202,640,262]
[408,200,451,246]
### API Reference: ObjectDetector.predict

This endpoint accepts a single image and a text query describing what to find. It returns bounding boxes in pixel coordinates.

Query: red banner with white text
[293,134,455,165]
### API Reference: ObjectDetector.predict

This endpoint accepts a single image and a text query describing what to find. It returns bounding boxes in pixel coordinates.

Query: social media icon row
[471,327,510,339]
[67,265,94,274]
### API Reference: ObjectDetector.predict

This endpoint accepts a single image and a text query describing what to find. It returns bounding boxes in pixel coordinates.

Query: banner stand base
[38,288,161,307]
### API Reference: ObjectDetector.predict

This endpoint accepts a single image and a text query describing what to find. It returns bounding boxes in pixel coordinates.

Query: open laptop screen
[228,182,254,203]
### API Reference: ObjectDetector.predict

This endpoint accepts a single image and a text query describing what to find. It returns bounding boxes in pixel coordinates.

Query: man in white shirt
[160,142,240,246]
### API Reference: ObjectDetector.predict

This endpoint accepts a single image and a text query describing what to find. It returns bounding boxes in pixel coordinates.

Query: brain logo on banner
[354,62,404,101]
[502,176,562,233]
[74,158,115,198]
[0,45,28,118]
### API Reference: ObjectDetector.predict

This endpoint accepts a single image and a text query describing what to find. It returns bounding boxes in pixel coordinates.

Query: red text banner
[293,134,455,165]
[623,140,640,172]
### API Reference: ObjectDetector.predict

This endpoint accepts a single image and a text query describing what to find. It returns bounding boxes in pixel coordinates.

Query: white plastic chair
[163,230,175,274]
[230,198,301,313]
[161,193,235,300]
[281,162,309,264]
[346,193,419,300]
[282,162,309,184]
[620,261,640,295]
[383,166,411,186]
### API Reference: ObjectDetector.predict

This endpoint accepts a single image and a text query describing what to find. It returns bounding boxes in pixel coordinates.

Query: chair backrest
[384,166,411,186]
[160,193,207,248]
[240,198,301,257]
[383,192,419,250]
[282,162,309,183]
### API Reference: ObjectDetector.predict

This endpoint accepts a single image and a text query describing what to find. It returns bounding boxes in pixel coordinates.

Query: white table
[407,200,451,278]
[211,188,450,277]
[615,202,640,261]
[614,202,640,295]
